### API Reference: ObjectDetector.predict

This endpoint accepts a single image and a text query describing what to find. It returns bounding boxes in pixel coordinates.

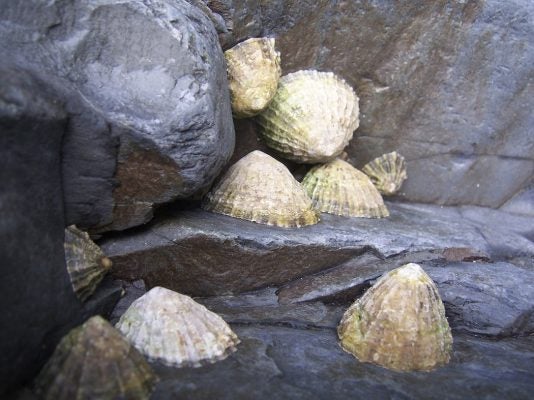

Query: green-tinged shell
[34,316,157,400]
[362,151,407,195]
[257,70,359,163]
[338,263,453,372]
[225,37,281,118]
[64,225,112,302]
[301,159,389,218]
[202,150,319,227]
[116,287,240,367]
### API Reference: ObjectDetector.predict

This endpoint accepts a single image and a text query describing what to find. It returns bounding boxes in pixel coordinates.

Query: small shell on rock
[64,225,112,302]
[338,263,453,372]
[225,37,281,118]
[256,70,359,163]
[34,316,157,400]
[362,151,407,196]
[116,286,240,367]
[202,150,319,227]
[301,158,389,218]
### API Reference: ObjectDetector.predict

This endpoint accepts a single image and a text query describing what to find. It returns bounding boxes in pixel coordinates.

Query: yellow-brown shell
[301,159,389,218]
[64,225,112,302]
[116,287,240,368]
[338,263,453,372]
[34,316,157,400]
[202,150,319,227]
[362,151,407,196]
[256,70,359,163]
[225,37,281,118]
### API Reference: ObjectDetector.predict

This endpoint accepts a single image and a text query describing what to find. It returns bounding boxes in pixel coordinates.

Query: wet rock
[0,0,234,232]
[228,0,534,208]
[100,202,534,297]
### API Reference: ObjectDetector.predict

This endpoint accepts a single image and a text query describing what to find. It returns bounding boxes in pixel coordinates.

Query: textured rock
[227,0,534,208]
[0,0,234,232]
[100,202,534,297]
[0,69,122,394]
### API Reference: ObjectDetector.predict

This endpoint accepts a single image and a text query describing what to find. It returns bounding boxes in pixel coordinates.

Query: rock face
[0,0,235,232]
[224,0,534,208]
[100,202,534,297]
[0,70,121,395]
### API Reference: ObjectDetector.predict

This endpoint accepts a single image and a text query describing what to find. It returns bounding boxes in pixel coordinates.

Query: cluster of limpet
[34,316,157,400]
[301,159,389,218]
[257,70,359,163]
[116,286,240,368]
[338,263,453,372]
[225,37,281,118]
[64,225,113,302]
[362,151,407,196]
[202,150,319,228]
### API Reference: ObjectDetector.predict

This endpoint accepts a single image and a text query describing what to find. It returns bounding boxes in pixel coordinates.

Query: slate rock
[0,69,121,395]
[228,0,534,208]
[0,0,235,232]
[100,202,534,297]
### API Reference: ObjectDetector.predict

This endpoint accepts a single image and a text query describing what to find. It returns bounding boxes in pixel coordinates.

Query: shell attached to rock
[225,37,281,118]
[116,286,240,367]
[338,263,453,372]
[34,316,157,400]
[256,70,359,163]
[202,150,319,227]
[362,151,407,196]
[64,225,113,302]
[301,158,389,218]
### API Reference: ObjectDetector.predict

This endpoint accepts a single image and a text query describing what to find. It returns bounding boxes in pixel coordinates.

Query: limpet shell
[362,151,407,195]
[225,37,281,118]
[64,225,112,302]
[338,263,453,372]
[256,70,359,163]
[202,150,319,227]
[116,286,240,367]
[34,316,156,400]
[301,158,389,218]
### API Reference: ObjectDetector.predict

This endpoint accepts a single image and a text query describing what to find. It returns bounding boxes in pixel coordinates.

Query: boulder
[0,0,235,232]
[226,0,534,208]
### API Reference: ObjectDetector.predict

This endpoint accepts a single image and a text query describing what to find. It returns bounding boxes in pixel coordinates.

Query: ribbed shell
[116,287,240,367]
[301,159,389,218]
[225,37,281,118]
[338,263,453,372]
[257,70,359,163]
[34,316,156,400]
[362,151,407,196]
[64,225,112,302]
[202,150,319,227]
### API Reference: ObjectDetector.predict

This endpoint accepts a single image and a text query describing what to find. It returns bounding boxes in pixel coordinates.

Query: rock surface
[225,0,534,208]
[0,0,234,232]
[0,70,122,394]
[101,202,534,296]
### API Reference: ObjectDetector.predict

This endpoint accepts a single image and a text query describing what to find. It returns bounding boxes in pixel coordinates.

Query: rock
[500,179,534,216]
[0,69,122,395]
[100,202,534,297]
[0,0,235,232]
[228,0,534,208]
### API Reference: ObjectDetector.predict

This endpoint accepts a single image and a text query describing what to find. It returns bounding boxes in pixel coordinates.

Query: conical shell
[225,37,281,118]
[362,151,407,196]
[116,287,240,367]
[34,316,157,400]
[301,159,389,218]
[64,225,113,302]
[256,70,359,163]
[338,263,453,372]
[202,150,319,227]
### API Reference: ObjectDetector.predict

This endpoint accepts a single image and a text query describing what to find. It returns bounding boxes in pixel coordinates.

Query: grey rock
[100,202,534,297]
[0,0,235,232]
[228,0,534,208]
